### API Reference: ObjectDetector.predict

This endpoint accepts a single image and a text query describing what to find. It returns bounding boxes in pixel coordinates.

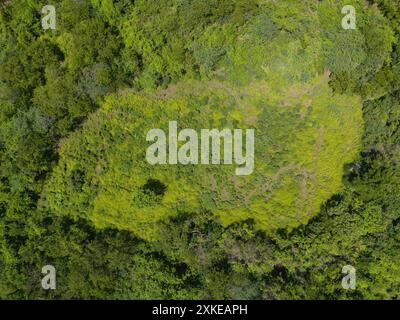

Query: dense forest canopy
[0,0,400,299]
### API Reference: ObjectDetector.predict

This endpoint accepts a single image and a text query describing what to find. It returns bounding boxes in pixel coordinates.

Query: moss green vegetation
[1,0,400,299]
[42,80,363,239]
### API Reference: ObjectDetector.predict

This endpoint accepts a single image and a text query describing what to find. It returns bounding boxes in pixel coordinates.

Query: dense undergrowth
[0,0,400,299]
